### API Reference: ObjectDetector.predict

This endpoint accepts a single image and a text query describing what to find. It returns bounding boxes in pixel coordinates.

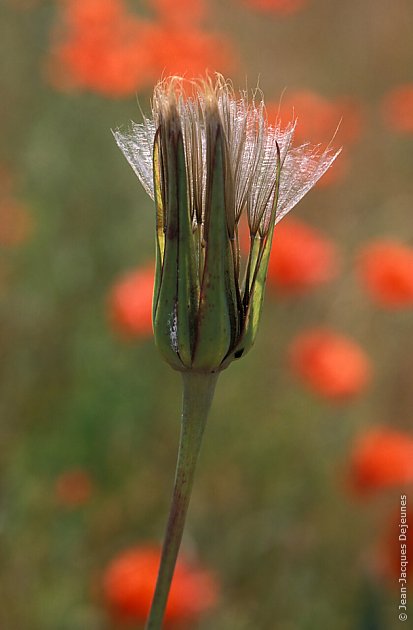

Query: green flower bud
[114,76,339,373]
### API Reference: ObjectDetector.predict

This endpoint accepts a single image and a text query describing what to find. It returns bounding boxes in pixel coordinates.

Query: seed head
[114,75,339,372]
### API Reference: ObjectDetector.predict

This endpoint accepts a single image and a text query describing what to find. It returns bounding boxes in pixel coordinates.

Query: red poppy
[348,429,413,495]
[289,329,372,400]
[64,0,125,31]
[267,218,339,293]
[242,0,307,14]
[149,26,236,78]
[381,84,413,134]
[49,1,159,97]
[150,0,207,26]
[357,240,413,309]
[55,468,94,508]
[0,198,33,247]
[47,0,237,97]
[103,546,218,625]
[109,266,154,338]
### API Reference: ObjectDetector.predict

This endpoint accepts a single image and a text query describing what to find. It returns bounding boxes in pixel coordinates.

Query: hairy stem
[145,371,219,630]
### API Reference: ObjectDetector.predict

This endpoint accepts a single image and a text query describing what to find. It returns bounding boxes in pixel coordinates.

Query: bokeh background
[1,0,413,628]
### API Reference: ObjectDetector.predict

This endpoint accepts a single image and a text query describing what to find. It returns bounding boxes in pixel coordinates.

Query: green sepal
[153,128,165,322]
[225,235,241,353]
[241,234,260,310]
[226,143,281,364]
[222,137,240,354]
[192,122,234,371]
[231,235,270,359]
[175,127,199,367]
[152,118,184,371]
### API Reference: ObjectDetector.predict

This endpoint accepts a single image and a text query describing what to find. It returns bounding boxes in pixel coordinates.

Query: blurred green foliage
[0,1,412,628]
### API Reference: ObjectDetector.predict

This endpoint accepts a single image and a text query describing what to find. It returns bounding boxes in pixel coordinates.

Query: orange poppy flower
[149,26,236,77]
[0,198,33,247]
[267,218,339,293]
[103,546,218,625]
[150,0,207,26]
[55,468,94,508]
[381,84,413,134]
[242,0,307,14]
[48,0,237,97]
[109,266,154,338]
[49,1,159,97]
[64,0,125,31]
[357,240,413,309]
[348,429,413,495]
[289,329,372,400]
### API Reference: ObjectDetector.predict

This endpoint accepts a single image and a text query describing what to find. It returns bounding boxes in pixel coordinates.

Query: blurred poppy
[357,240,413,309]
[150,0,207,26]
[242,0,307,14]
[267,218,340,293]
[381,84,413,134]
[348,429,413,495]
[64,0,125,30]
[55,468,94,508]
[0,198,33,247]
[109,266,154,338]
[150,26,236,77]
[48,0,236,97]
[103,545,218,625]
[289,328,371,400]
[48,1,159,97]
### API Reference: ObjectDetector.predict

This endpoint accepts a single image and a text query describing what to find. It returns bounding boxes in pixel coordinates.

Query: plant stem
[145,371,219,630]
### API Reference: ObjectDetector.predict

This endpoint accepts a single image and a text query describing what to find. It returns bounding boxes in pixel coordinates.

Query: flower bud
[114,76,340,373]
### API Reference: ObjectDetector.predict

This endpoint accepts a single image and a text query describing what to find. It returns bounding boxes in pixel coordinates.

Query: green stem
[145,371,219,630]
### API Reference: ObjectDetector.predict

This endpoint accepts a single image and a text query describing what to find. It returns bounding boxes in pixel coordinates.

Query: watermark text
[398,494,408,622]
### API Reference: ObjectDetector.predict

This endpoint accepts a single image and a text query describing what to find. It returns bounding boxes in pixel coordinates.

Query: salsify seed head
[114,75,339,372]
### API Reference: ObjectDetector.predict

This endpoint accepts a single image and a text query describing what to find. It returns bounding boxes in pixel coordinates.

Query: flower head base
[114,76,339,372]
